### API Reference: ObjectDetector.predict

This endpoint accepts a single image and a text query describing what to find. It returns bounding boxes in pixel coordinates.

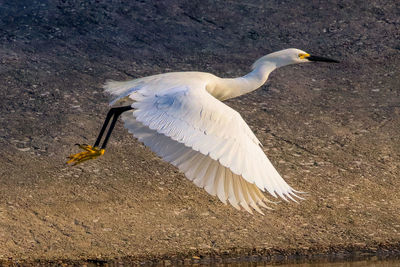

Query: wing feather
[203,161,219,195]
[227,172,240,210]
[113,72,298,214]
[215,166,227,204]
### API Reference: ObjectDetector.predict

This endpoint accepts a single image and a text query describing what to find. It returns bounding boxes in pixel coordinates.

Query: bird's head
[252,48,339,69]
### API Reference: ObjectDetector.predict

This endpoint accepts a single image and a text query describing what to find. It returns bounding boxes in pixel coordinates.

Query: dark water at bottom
[267,259,400,266]
[176,259,399,266]
[90,258,400,266]
[164,258,400,267]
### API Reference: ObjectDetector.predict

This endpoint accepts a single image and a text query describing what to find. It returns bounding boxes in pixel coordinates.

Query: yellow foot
[67,144,105,166]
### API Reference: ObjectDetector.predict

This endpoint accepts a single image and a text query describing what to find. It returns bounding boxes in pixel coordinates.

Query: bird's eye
[298,53,310,59]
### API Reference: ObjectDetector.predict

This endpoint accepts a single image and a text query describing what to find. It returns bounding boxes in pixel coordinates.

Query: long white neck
[209,61,277,100]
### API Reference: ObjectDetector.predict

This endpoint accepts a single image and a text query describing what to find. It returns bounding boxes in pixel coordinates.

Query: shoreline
[3,242,400,266]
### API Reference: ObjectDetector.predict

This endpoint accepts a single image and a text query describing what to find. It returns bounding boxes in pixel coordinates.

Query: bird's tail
[103,79,143,106]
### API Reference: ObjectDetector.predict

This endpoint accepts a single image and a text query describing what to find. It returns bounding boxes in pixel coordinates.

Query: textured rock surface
[0,0,399,263]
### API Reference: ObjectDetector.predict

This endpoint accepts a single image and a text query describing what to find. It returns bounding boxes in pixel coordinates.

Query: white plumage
[99,48,338,214]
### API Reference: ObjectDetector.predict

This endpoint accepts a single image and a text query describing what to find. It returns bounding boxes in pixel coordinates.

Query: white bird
[67,48,338,214]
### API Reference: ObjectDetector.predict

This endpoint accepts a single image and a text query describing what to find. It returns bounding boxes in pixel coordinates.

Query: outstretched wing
[106,74,300,213]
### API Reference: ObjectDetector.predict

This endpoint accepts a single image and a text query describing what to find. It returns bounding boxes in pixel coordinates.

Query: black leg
[101,113,120,149]
[94,109,115,147]
[94,105,134,149]
[67,105,134,166]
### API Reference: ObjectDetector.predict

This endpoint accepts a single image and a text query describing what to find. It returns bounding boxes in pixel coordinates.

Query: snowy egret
[67,48,338,214]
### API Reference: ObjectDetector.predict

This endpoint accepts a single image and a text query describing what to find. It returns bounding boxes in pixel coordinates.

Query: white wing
[105,73,300,213]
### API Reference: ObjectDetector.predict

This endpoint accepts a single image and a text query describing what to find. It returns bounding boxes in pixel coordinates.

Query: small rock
[17,147,30,152]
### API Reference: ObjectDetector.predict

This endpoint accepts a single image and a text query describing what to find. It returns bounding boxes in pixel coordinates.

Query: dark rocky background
[0,0,399,264]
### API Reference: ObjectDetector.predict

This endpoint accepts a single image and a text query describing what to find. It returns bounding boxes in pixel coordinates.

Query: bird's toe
[67,145,105,165]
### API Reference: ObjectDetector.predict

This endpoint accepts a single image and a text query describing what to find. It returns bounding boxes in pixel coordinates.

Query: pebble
[16,147,30,152]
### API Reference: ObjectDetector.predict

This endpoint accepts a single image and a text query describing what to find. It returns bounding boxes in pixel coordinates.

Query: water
[262,259,400,266]
[104,258,400,266]
[154,257,400,267]
[178,259,400,266]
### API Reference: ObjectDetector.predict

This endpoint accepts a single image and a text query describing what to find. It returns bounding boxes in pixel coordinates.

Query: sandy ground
[0,0,399,264]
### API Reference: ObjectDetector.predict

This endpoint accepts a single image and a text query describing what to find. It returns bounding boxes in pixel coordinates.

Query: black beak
[308,55,339,63]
